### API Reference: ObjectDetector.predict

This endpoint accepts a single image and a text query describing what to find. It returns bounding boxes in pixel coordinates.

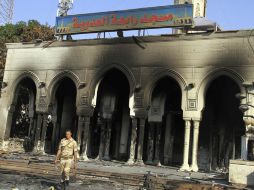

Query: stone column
[136,118,146,164]
[154,122,162,166]
[103,119,112,161]
[241,136,248,160]
[33,113,42,153]
[114,121,121,159]
[81,116,91,161]
[190,120,200,172]
[127,117,138,164]
[180,120,191,171]
[4,104,16,140]
[119,106,130,155]
[146,123,154,165]
[28,116,34,137]
[98,120,105,160]
[28,92,35,138]
[39,114,48,154]
[77,116,84,153]
[86,125,92,158]
[164,113,173,165]
[51,114,57,153]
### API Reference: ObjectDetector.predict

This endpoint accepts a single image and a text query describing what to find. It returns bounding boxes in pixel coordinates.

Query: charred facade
[0,30,254,172]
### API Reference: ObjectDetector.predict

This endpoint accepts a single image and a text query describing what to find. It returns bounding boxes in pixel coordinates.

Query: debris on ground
[0,153,251,190]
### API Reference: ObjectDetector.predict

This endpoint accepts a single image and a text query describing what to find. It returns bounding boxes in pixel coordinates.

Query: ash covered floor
[0,173,135,190]
[0,152,250,190]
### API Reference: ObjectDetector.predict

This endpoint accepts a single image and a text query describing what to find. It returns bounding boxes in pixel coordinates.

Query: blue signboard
[55,4,193,35]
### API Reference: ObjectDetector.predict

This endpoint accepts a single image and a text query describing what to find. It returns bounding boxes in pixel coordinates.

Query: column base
[190,164,199,172]
[32,147,40,154]
[103,155,111,161]
[0,140,4,150]
[154,160,161,167]
[39,141,46,155]
[164,157,169,165]
[33,150,46,156]
[146,160,154,165]
[81,154,89,161]
[33,141,46,155]
[180,164,190,171]
[126,159,135,165]
[135,159,144,165]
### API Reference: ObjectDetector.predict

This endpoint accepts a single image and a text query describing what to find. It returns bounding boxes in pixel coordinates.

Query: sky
[12,0,254,37]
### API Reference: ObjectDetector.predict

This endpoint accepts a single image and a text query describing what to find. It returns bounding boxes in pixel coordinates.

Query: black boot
[65,180,69,186]
[61,181,66,190]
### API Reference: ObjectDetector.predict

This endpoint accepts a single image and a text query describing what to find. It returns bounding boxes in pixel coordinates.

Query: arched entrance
[199,76,245,171]
[45,77,78,153]
[89,68,130,161]
[10,78,37,139]
[144,77,184,166]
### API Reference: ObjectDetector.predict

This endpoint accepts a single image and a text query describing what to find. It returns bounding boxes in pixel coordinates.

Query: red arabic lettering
[72,12,174,31]
[140,14,173,24]
[72,17,107,31]
[130,16,138,26]
[111,14,139,26]
[111,14,129,25]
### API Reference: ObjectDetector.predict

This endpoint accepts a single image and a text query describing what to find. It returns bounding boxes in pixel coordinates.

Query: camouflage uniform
[58,138,78,182]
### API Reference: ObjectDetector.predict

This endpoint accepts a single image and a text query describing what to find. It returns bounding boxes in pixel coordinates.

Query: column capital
[76,106,94,117]
[35,95,49,113]
[131,108,148,119]
[139,117,146,125]
[193,120,200,128]
[8,104,16,113]
[185,120,191,127]
[131,117,138,125]
[78,115,90,122]
[36,111,49,115]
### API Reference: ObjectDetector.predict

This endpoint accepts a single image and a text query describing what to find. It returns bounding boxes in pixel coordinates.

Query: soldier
[55,129,78,188]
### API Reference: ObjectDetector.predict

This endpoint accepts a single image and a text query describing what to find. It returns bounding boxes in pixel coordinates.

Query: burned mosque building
[0,0,254,176]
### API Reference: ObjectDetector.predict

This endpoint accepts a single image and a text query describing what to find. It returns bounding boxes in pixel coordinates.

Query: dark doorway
[144,77,184,166]
[45,78,77,153]
[89,69,130,161]
[10,78,36,140]
[199,76,245,171]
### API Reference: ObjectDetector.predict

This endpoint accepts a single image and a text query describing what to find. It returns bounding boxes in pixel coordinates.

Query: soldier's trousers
[60,159,73,182]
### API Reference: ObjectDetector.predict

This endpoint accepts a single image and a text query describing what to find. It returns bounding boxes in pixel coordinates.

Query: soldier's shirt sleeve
[74,141,78,152]
[58,140,62,150]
